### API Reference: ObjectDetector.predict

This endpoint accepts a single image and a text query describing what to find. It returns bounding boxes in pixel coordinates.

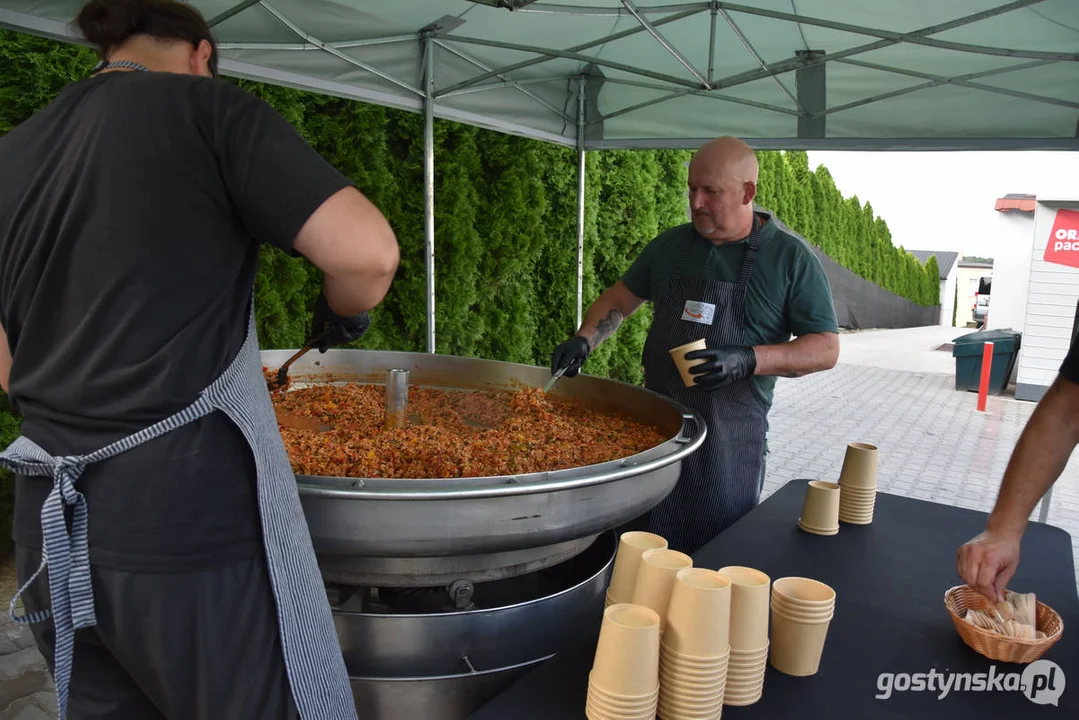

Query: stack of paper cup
[658,569,731,719]
[632,548,693,631]
[607,532,669,607]
[669,339,707,388]
[717,566,771,706]
[838,442,878,524]
[587,604,662,720]
[769,577,836,677]
[799,480,840,536]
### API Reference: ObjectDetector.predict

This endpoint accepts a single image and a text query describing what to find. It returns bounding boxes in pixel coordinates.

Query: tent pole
[424,34,436,353]
[576,76,587,331]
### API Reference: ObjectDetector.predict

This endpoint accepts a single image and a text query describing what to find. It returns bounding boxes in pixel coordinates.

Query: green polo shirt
[621,212,838,407]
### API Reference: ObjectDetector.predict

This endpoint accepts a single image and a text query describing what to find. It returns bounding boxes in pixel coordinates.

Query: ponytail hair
[75,0,219,77]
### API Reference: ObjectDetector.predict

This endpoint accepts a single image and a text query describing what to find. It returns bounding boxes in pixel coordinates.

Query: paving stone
[763,363,1079,590]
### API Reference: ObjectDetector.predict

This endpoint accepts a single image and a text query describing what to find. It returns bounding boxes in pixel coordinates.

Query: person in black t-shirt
[958,332,1079,602]
[0,1,398,717]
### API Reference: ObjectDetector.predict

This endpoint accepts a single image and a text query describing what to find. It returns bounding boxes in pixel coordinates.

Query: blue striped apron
[639,221,769,554]
[0,307,357,719]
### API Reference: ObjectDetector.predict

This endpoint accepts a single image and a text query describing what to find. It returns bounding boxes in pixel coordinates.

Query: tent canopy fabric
[1,0,1077,150]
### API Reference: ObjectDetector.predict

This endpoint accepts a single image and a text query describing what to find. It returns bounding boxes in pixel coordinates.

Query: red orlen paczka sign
[1044,208,1079,269]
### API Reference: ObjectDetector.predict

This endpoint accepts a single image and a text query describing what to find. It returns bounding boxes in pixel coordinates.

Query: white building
[989,194,1079,402]
[908,250,959,327]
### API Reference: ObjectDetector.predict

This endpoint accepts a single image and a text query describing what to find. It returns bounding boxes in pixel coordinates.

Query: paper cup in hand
[607,531,668,605]
[631,548,693,630]
[669,339,707,388]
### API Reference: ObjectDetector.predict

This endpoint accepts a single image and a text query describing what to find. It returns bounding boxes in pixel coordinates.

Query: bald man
[550,136,840,553]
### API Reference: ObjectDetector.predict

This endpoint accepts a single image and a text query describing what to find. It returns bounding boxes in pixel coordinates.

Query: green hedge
[0,29,938,555]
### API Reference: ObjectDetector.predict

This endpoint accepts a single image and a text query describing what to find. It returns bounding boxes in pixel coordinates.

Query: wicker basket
[945,585,1063,664]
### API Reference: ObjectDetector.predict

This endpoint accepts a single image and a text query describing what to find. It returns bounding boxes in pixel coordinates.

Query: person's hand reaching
[957,529,1021,602]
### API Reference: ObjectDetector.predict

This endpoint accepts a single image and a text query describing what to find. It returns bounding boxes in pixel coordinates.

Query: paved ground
[2,326,1076,718]
[835,324,974,375]
[763,360,1079,590]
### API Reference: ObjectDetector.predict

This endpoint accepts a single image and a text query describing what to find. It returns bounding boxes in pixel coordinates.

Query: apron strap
[0,394,216,715]
[737,216,762,288]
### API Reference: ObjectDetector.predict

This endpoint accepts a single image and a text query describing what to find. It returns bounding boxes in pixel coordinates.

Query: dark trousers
[616,450,769,541]
[15,544,300,720]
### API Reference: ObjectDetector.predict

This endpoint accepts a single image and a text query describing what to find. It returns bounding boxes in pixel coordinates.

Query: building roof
[995,194,1037,213]
[959,260,994,269]
[908,250,959,279]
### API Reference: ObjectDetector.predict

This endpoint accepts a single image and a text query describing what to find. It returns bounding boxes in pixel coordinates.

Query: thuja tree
[0,28,938,554]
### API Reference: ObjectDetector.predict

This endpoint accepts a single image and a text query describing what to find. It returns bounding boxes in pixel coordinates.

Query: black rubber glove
[311,292,371,353]
[686,346,757,389]
[551,336,591,378]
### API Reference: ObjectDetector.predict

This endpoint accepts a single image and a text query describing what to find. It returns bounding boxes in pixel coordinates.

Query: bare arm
[575,281,646,352]
[0,322,9,393]
[292,187,400,317]
[988,374,1079,536]
[752,332,839,379]
[957,372,1079,600]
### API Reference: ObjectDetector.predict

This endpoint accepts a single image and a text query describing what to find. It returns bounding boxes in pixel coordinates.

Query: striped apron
[639,223,769,554]
[0,306,357,719]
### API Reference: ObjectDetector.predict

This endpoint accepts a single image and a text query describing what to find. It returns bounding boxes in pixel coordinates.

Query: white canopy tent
[1,0,1077,347]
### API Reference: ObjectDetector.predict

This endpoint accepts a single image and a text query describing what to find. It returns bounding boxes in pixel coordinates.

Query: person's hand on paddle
[687,346,757,388]
[957,529,1021,603]
[311,292,371,353]
[551,336,590,378]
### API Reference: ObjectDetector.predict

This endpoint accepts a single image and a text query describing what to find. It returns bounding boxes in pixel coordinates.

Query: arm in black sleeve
[207,84,353,253]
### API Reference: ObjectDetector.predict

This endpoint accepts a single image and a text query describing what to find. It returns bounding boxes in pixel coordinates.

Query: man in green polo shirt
[550,136,840,553]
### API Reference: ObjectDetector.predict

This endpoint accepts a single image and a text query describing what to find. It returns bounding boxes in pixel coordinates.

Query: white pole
[576,76,587,330]
[424,34,436,353]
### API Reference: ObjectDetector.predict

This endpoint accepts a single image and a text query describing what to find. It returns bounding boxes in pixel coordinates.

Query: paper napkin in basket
[963,590,1044,640]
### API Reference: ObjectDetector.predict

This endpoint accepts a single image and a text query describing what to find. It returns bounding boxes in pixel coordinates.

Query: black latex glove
[551,336,591,378]
[311,292,371,353]
[686,346,757,389]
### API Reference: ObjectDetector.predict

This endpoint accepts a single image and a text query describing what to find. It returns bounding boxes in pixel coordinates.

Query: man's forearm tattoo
[586,309,624,350]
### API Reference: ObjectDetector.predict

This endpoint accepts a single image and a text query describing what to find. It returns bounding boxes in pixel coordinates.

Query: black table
[469,479,1079,718]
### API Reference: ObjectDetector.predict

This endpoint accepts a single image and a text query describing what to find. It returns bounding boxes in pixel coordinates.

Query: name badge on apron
[681,300,716,325]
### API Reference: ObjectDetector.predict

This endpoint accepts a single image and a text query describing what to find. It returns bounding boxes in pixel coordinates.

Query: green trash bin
[952,329,1022,395]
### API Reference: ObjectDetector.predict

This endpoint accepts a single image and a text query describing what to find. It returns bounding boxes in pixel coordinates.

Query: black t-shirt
[1061,332,1079,385]
[0,71,351,571]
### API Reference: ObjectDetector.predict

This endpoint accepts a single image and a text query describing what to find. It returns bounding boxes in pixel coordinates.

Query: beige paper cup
[716,567,771,651]
[632,549,693,630]
[660,655,728,680]
[664,568,731,658]
[658,695,725,717]
[662,642,730,665]
[772,577,835,608]
[587,693,657,718]
[800,480,840,532]
[769,609,832,677]
[591,677,656,716]
[608,532,669,605]
[591,604,662,696]
[658,671,727,698]
[838,442,878,488]
[587,692,656,720]
[669,339,708,388]
[661,663,727,683]
[840,484,877,497]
